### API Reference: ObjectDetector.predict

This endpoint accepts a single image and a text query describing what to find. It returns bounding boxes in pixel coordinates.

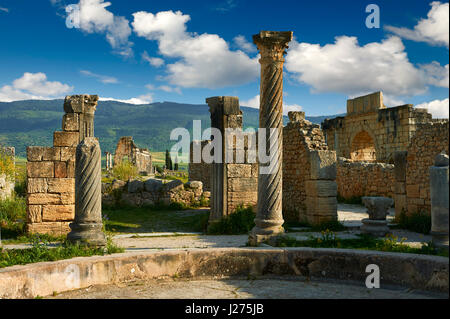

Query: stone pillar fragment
[361,196,393,237]
[430,153,449,249]
[249,31,293,245]
[67,137,106,246]
[393,151,407,217]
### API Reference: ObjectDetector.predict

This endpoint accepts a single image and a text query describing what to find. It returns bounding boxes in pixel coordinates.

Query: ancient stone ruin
[26,95,98,235]
[113,136,153,175]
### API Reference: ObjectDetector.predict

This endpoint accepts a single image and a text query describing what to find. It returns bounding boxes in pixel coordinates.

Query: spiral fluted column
[249,31,292,245]
[67,137,106,246]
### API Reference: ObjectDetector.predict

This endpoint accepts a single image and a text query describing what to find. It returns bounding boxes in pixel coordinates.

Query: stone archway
[350,130,376,162]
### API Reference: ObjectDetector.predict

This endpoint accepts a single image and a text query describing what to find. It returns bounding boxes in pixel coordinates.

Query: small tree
[174,155,179,171]
[165,149,170,169]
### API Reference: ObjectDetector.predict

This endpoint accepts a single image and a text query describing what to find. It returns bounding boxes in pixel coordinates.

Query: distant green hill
[0,99,342,157]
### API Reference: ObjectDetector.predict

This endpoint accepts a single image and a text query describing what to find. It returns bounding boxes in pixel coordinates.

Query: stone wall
[188,140,211,192]
[102,178,209,208]
[283,111,337,224]
[26,95,98,235]
[336,157,395,199]
[0,147,15,200]
[322,91,433,163]
[404,120,449,215]
[113,136,153,175]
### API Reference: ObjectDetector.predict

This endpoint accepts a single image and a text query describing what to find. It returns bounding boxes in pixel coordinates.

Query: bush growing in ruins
[394,210,431,235]
[0,195,26,239]
[112,159,138,181]
[0,148,14,181]
[207,205,255,235]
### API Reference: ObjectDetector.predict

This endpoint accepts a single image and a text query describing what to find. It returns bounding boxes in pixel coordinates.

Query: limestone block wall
[322,92,433,163]
[336,157,395,199]
[283,112,337,224]
[404,120,449,215]
[188,140,211,192]
[26,95,98,235]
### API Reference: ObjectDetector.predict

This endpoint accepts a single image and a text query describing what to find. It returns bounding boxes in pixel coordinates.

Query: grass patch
[112,160,138,181]
[0,195,27,240]
[103,206,210,234]
[0,235,124,268]
[274,231,448,257]
[207,205,255,235]
[393,210,431,235]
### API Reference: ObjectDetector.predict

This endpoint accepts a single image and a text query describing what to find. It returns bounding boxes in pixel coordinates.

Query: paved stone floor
[1,204,432,250]
[47,277,447,299]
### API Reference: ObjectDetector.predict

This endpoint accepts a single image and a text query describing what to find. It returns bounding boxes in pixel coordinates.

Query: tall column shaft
[68,137,106,246]
[250,31,292,245]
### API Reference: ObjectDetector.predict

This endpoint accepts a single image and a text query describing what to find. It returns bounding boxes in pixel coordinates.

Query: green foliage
[0,147,15,181]
[0,235,124,268]
[155,165,163,174]
[112,159,138,181]
[274,233,448,257]
[394,210,431,235]
[207,205,255,235]
[0,195,26,223]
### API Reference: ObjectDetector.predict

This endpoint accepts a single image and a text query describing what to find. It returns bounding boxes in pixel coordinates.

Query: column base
[248,218,284,246]
[360,218,390,237]
[67,222,106,247]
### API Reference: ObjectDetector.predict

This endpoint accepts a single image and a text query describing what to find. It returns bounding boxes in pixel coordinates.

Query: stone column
[249,31,293,245]
[64,95,99,141]
[206,96,242,225]
[430,153,449,249]
[67,137,106,246]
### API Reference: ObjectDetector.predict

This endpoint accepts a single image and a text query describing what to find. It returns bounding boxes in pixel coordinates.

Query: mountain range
[0,99,343,157]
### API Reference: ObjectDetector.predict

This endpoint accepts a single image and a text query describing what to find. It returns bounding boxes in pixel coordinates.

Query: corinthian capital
[253,31,293,63]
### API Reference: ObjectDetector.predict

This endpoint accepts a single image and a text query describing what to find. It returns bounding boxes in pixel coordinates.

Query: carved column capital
[253,31,293,64]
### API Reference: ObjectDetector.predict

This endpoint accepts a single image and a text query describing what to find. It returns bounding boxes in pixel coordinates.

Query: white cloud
[233,35,256,53]
[214,0,237,12]
[0,72,73,102]
[240,95,302,115]
[285,36,428,97]
[385,1,449,47]
[80,70,118,84]
[68,0,133,57]
[416,98,449,118]
[420,62,449,88]
[0,7,9,13]
[141,51,164,67]
[99,93,153,104]
[382,94,406,108]
[132,10,258,89]
[158,85,181,94]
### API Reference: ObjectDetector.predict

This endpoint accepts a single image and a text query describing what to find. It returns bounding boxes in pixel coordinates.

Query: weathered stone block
[406,184,420,198]
[27,146,45,162]
[27,178,48,193]
[27,193,74,205]
[305,180,337,197]
[62,113,79,132]
[128,180,144,193]
[394,194,407,217]
[42,205,75,221]
[53,131,79,147]
[64,95,84,113]
[27,222,70,235]
[27,161,54,178]
[309,150,337,180]
[395,182,406,194]
[47,178,74,193]
[27,205,42,223]
[66,160,75,178]
[394,151,407,182]
[228,178,258,192]
[305,196,337,216]
[227,164,252,178]
[60,147,76,161]
[42,147,61,161]
[144,179,163,192]
[54,161,68,178]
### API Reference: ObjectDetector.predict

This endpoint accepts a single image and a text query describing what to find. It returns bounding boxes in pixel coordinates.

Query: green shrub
[0,148,15,181]
[112,160,138,181]
[13,163,27,197]
[394,210,431,234]
[0,196,26,223]
[337,194,362,205]
[207,205,255,235]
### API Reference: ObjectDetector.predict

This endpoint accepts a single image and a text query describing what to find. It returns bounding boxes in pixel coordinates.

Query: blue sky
[0,0,448,117]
